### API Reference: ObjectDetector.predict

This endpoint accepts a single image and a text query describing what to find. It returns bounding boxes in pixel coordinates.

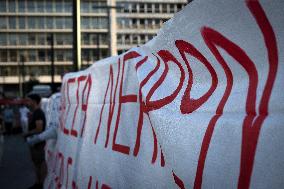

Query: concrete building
[0,0,187,96]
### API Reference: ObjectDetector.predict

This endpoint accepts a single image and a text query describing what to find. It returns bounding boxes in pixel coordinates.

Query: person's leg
[29,146,43,188]
[6,122,12,135]
[0,134,3,166]
[39,161,47,185]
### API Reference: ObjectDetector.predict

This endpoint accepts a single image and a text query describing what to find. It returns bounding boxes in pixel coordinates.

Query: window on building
[28,34,36,45]
[170,4,175,13]
[131,3,138,13]
[18,50,27,60]
[55,66,63,75]
[64,0,72,13]
[177,4,182,11]
[125,34,130,44]
[8,0,16,12]
[100,34,108,45]
[18,0,26,12]
[81,17,90,29]
[47,50,51,61]
[27,0,36,12]
[146,4,152,13]
[37,1,45,12]
[96,1,107,13]
[101,49,108,59]
[132,19,137,28]
[56,50,64,61]
[0,17,6,29]
[46,1,53,12]
[132,35,138,44]
[116,3,125,13]
[90,34,98,45]
[162,4,167,13]
[139,4,145,13]
[38,34,46,45]
[154,4,160,13]
[28,17,36,29]
[117,34,122,44]
[0,50,8,62]
[9,34,17,45]
[38,17,45,29]
[99,18,108,29]
[19,34,28,45]
[140,35,146,44]
[40,66,49,75]
[18,17,26,29]
[55,17,64,29]
[123,3,130,13]
[117,18,124,29]
[46,17,53,29]
[117,34,124,45]
[90,18,98,29]
[124,18,130,29]
[9,50,17,62]
[0,34,7,45]
[65,50,72,61]
[153,19,160,28]
[81,1,89,13]
[82,33,90,45]
[55,34,64,45]
[38,50,46,62]
[140,19,145,28]
[28,50,37,62]
[65,34,72,45]
[65,17,72,29]
[26,66,39,76]
[9,17,16,29]
[82,49,89,62]
[94,49,100,60]
[55,0,64,13]
[0,1,6,12]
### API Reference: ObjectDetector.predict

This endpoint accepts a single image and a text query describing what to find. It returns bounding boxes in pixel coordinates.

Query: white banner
[45,0,284,189]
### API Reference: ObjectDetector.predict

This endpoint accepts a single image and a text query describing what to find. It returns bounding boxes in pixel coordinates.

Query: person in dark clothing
[3,105,14,135]
[24,94,46,189]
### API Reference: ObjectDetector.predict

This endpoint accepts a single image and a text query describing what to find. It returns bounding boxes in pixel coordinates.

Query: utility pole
[19,55,26,97]
[73,0,81,71]
[18,55,23,98]
[96,34,100,61]
[50,33,55,92]
[47,33,55,93]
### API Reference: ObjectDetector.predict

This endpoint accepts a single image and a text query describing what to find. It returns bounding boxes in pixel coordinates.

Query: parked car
[28,85,52,98]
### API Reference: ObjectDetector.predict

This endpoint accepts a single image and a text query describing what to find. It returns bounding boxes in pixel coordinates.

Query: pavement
[0,134,36,189]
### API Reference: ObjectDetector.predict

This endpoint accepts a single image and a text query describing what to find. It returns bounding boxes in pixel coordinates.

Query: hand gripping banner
[45,1,284,189]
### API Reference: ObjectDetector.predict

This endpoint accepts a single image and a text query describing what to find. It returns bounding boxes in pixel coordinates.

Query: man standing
[3,105,14,135]
[25,94,46,189]
[19,103,30,134]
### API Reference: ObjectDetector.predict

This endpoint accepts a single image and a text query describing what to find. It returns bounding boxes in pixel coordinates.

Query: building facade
[0,0,187,96]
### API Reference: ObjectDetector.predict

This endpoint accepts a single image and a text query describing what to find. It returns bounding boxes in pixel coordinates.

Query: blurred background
[0,0,190,99]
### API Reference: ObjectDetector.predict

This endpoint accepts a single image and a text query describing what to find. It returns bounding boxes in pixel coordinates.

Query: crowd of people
[0,92,61,189]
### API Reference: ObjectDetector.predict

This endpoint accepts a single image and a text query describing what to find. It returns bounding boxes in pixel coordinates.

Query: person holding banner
[24,94,46,189]
[26,92,61,189]
[26,93,61,145]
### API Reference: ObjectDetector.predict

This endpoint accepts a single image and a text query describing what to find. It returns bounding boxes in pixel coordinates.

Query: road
[0,135,36,189]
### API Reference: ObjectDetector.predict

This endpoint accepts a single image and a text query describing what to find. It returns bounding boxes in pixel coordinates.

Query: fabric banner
[45,0,284,188]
